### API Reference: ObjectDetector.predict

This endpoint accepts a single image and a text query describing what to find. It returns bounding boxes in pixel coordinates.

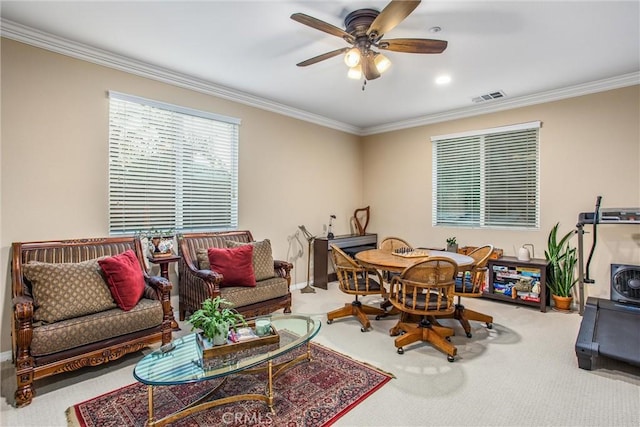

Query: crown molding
[2,19,637,137]
[362,72,640,136]
[0,19,361,135]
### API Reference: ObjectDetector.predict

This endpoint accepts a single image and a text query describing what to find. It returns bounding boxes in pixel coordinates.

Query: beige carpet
[2,282,640,426]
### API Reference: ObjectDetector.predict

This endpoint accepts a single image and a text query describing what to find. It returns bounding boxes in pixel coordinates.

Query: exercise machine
[574,197,640,370]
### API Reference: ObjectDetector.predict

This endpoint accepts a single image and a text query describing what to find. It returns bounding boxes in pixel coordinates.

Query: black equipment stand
[576,297,640,370]
[574,197,640,370]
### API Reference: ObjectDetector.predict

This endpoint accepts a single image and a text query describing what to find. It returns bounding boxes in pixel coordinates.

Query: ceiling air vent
[472,90,507,103]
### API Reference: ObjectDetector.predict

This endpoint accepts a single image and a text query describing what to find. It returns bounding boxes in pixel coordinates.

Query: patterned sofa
[11,236,174,407]
[177,231,293,321]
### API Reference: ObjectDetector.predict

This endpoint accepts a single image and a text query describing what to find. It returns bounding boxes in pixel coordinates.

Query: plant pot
[211,323,230,346]
[552,294,573,312]
[447,244,458,253]
[149,237,174,255]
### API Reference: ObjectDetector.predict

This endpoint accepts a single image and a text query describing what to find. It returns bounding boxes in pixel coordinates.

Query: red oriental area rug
[66,342,394,427]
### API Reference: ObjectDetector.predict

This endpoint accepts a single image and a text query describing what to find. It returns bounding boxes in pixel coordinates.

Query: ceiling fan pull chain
[362,79,367,91]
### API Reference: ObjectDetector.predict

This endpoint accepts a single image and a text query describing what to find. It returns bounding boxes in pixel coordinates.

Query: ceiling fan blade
[296,48,349,67]
[367,0,421,39]
[291,13,355,44]
[362,54,381,80]
[379,38,448,54]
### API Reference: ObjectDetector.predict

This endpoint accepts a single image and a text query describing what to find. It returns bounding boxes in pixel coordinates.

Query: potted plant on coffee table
[188,296,246,346]
[544,222,578,312]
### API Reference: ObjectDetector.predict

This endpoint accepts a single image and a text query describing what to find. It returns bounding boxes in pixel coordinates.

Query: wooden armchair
[451,245,494,337]
[388,257,458,362]
[177,231,293,321]
[327,245,388,332]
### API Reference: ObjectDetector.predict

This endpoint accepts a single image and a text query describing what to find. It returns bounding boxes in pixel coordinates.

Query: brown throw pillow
[23,259,117,324]
[226,239,275,281]
[196,248,211,270]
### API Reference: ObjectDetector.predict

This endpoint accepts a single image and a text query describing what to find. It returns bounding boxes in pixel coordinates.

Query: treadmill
[574,197,640,370]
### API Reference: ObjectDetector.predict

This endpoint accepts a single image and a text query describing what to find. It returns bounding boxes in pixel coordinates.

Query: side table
[148,254,181,330]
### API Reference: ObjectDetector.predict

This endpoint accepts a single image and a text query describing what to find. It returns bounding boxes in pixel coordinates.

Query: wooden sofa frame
[11,236,174,407]
[177,230,293,320]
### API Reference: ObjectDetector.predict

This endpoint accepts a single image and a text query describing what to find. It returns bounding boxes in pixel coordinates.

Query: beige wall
[1,38,639,356]
[362,85,640,302]
[0,39,362,353]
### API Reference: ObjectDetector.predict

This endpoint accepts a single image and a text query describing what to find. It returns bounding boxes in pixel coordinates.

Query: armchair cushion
[207,245,256,287]
[98,249,145,311]
[226,239,275,281]
[23,259,117,324]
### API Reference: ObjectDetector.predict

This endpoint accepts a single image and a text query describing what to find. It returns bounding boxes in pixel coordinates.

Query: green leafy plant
[544,222,578,297]
[446,237,457,245]
[188,296,246,341]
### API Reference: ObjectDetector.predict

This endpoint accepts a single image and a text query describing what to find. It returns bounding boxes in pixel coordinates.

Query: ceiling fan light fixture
[291,2,448,81]
[374,53,391,74]
[348,64,363,80]
[344,47,361,67]
[435,75,451,85]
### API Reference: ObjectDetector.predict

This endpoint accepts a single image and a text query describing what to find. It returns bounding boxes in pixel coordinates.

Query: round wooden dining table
[355,248,475,273]
[356,248,476,337]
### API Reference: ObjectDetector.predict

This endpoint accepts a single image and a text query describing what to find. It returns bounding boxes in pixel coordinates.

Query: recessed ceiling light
[429,26,442,33]
[435,75,451,85]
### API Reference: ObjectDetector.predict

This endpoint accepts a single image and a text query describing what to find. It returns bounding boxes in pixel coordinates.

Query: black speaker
[610,264,640,305]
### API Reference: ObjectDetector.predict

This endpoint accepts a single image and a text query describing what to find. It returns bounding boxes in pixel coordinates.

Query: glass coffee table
[134,314,321,427]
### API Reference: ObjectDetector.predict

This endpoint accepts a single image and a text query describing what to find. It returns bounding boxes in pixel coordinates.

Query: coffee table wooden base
[146,343,313,427]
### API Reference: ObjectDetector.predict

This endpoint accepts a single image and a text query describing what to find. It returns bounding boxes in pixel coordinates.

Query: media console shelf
[313,233,377,289]
[484,256,550,312]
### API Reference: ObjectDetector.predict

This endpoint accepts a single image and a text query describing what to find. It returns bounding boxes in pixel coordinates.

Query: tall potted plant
[188,296,246,345]
[544,222,578,311]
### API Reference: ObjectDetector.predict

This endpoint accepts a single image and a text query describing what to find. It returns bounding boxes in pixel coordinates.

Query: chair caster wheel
[446,336,451,342]
[375,315,381,320]
[397,347,404,354]
[466,332,472,338]
[486,323,493,329]
[361,327,367,332]
[447,355,455,362]
[327,319,333,325]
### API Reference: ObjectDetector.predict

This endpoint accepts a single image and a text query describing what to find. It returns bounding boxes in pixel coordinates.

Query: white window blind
[431,121,540,229]
[108,91,240,235]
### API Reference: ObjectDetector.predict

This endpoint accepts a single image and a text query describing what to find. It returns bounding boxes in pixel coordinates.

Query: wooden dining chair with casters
[327,245,389,332]
[388,257,458,362]
[452,245,494,337]
[378,236,413,282]
[379,236,413,253]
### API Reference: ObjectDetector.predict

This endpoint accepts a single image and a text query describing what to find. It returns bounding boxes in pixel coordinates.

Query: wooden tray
[196,323,280,359]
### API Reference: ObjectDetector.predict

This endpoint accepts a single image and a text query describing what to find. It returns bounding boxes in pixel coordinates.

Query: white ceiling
[2,1,639,135]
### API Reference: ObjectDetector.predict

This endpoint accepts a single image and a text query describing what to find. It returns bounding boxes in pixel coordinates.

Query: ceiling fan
[291,0,447,81]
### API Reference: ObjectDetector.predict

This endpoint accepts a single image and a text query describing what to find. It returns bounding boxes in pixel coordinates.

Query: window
[431,121,540,229]
[108,91,240,235]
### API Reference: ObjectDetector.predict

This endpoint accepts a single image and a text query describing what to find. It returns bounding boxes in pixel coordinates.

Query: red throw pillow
[98,249,146,311]
[207,245,256,287]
